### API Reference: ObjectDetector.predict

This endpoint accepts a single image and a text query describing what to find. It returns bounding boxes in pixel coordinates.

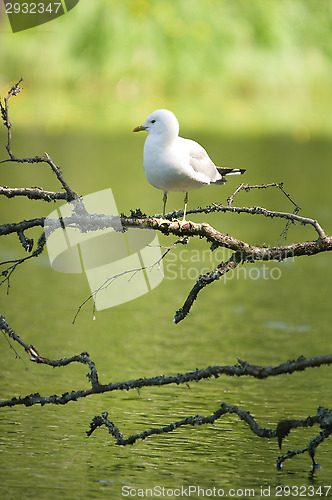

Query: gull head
[133,109,180,142]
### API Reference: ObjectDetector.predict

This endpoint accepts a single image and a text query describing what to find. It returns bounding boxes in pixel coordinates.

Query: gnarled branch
[1,80,331,471]
[0,78,77,201]
[1,315,332,409]
[87,405,331,470]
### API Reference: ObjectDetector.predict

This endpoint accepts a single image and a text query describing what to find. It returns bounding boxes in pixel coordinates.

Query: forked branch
[0,78,77,201]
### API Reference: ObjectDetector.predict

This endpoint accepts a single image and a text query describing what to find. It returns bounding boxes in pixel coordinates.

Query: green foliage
[1,0,332,134]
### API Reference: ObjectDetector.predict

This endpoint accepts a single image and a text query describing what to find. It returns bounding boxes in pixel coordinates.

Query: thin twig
[73,236,189,322]
[226,182,302,242]
[1,78,77,201]
[0,77,23,157]
[0,233,46,290]
[227,182,299,209]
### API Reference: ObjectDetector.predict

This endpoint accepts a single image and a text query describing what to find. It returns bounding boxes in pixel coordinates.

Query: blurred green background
[1,1,332,496]
[1,0,332,136]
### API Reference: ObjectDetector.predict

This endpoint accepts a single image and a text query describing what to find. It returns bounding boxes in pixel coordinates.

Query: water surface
[0,131,331,499]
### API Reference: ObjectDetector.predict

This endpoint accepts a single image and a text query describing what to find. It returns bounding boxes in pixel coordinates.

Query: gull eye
[151,119,156,123]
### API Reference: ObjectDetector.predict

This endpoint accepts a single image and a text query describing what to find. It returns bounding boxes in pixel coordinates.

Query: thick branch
[2,208,331,322]
[0,186,69,201]
[87,404,331,471]
[0,217,45,237]
[86,403,331,446]
[2,212,331,254]
[0,317,331,408]
[124,204,326,240]
[120,216,331,258]
[120,212,331,322]
[87,403,274,446]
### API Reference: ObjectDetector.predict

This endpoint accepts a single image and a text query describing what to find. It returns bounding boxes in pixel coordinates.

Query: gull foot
[156,217,171,224]
[177,219,191,229]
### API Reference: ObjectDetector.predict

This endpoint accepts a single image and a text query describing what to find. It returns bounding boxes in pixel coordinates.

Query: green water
[0,131,331,499]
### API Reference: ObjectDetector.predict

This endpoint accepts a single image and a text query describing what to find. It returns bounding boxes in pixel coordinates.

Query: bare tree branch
[0,217,45,237]
[0,78,24,155]
[227,182,302,241]
[0,186,69,201]
[1,315,331,408]
[1,80,331,470]
[120,211,331,322]
[86,404,331,470]
[2,204,329,322]
[173,251,242,323]
[1,81,330,320]
[0,79,78,287]
[131,203,326,241]
[1,312,330,467]
[0,78,77,201]
[0,232,46,290]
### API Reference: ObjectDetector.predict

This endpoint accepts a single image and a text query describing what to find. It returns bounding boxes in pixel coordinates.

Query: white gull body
[133,109,245,218]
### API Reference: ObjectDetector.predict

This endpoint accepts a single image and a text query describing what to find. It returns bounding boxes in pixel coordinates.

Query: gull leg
[162,192,168,216]
[181,192,188,225]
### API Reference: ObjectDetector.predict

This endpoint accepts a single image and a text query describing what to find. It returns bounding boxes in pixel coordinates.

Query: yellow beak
[133,125,147,132]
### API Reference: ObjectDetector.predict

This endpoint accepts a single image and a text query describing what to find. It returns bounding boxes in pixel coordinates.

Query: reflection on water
[266,321,311,334]
[0,132,331,498]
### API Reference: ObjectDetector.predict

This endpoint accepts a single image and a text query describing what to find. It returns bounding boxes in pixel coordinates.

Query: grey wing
[186,139,221,182]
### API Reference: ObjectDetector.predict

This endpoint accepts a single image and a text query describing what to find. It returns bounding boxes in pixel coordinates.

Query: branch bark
[1,314,332,408]
[0,78,77,201]
[0,186,69,201]
[1,80,331,470]
[1,314,331,468]
[86,405,331,471]
[1,208,331,322]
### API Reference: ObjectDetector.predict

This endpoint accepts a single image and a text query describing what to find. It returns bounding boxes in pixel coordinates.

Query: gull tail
[214,167,246,184]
